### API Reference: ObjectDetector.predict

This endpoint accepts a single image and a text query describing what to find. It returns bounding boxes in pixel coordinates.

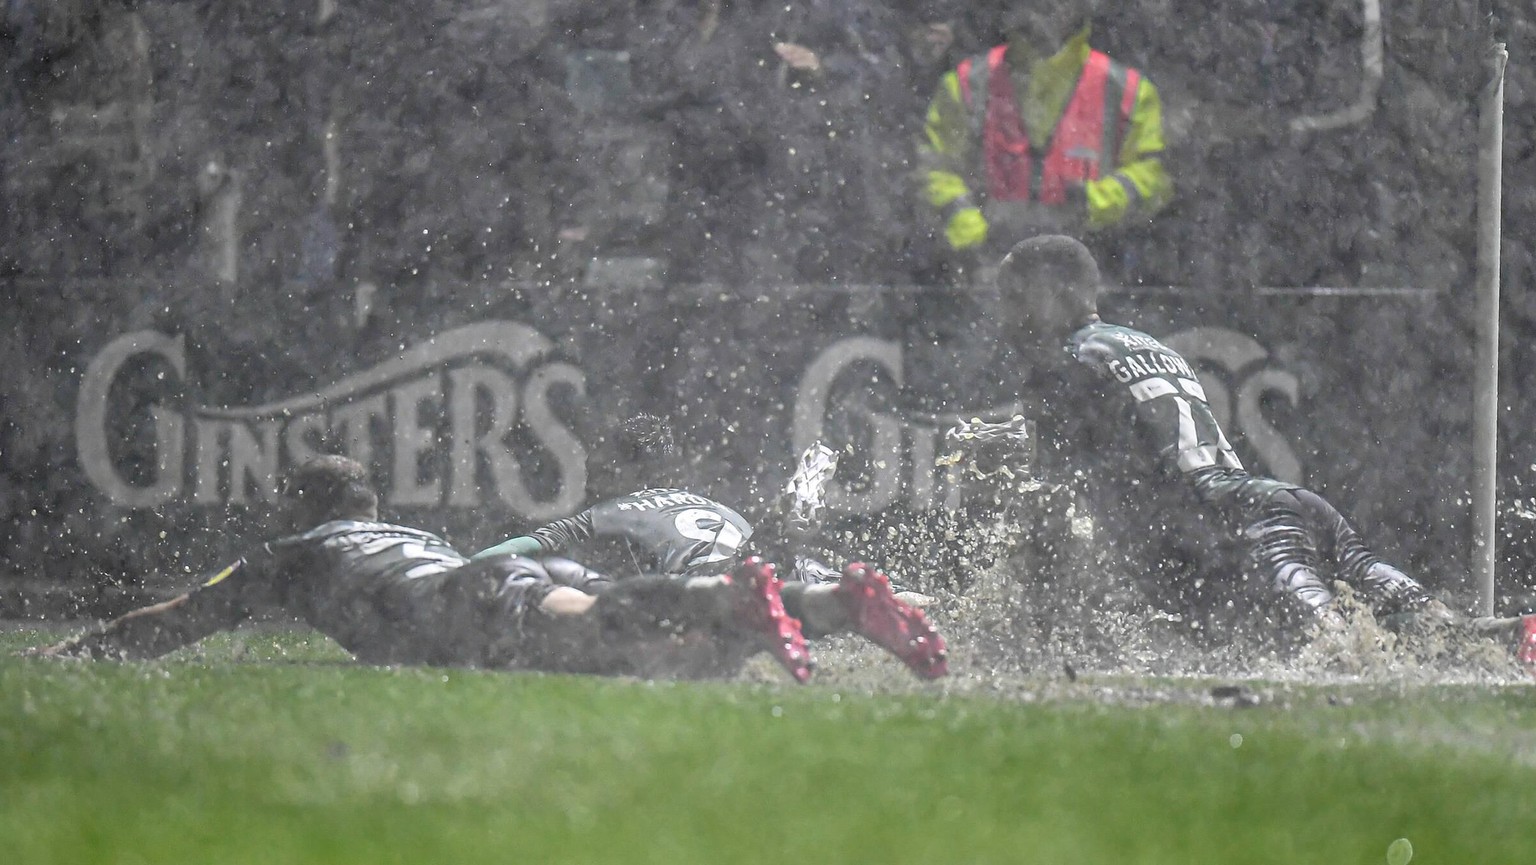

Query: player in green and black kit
[473,415,949,679]
[29,455,813,681]
[994,235,1536,661]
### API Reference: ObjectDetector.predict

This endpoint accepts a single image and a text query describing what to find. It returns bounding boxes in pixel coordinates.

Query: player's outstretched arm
[471,535,544,559]
[24,560,260,661]
[472,511,595,560]
[30,593,238,661]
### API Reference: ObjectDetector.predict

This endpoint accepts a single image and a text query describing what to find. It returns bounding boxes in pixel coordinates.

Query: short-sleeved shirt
[1062,321,1295,512]
[165,520,540,665]
[526,489,755,577]
[1014,320,1297,598]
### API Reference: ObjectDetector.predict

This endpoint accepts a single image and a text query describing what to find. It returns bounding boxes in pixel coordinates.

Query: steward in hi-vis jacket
[920,15,1171,254]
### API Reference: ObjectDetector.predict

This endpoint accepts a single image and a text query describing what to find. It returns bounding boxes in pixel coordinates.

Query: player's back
[587,489,754,577]
[264,520,471,661]
[1068,322,1242,475]
[1071,322,1297,510]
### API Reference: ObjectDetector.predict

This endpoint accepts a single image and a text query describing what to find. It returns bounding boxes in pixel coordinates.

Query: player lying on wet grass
[473,414,949,679]
[25,455,816,682]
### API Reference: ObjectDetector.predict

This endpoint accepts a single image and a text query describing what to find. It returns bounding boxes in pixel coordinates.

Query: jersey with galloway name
[527,488,754,577]
[1056,320,1294,511]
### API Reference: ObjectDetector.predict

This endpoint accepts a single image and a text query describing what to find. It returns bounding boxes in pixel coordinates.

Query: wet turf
[2,627,1534,865]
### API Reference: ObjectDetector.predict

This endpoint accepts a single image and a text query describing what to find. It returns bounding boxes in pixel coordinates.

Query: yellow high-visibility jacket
[920,27,1172,250]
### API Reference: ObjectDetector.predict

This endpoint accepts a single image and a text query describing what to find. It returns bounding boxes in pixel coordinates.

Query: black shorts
[469,555,626,673]
[539,556,614,593]
[459,554,563,624]
[366,555,561,668]
[356,554,657,672]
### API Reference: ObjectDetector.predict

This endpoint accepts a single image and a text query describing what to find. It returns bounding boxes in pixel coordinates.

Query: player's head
[279,455,379,529]
[995,235,1101,340]
[613,413,681,491]
[618,413,675,463]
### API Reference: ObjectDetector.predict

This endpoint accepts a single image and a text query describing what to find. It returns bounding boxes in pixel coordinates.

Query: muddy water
[778,503,1528,699]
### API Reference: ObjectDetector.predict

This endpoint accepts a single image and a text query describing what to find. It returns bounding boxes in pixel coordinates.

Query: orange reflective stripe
[1036,50,1110,203]
[980,45,1031,201]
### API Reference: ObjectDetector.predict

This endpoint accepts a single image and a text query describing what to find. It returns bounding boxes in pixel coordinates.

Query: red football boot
[730,557,813,683]
[838,563,948,679]
[1518,615,1536,678]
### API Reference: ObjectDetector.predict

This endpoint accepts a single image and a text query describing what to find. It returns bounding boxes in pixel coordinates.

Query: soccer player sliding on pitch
[473,414,949,680]
[26,455,814,683]
[992,235,1536,666]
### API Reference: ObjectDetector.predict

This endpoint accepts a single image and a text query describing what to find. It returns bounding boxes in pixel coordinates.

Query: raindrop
[1228,733,1243,749]
[1386,838,1412,865]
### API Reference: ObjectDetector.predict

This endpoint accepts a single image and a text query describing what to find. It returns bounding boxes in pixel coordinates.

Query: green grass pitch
[3,627,1534,864]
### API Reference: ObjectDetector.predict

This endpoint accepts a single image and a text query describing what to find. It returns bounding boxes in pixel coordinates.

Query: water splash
[800,505,1527,695]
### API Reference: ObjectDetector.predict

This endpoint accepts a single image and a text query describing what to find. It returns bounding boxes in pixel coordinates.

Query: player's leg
[1283,488,1452,622]
[700,559,813,682]
[1238,491,1536,669]
[540,555,614,594]
[781,555,935,604]
[483,565,711,677]
[1289,490,1432,606]
[467,557,616,674]
[443,555,758,677]
[1242,490,1339,615]
[1246,487,1470,632]
[778,558,948,680]
[523,582,745,679]
[501,557,813,682]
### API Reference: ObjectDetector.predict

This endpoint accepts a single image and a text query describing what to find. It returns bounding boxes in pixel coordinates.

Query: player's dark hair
[997,234,1101,312]
[607,413,680,492]
[280,455,378,524]
[618,414,676,463]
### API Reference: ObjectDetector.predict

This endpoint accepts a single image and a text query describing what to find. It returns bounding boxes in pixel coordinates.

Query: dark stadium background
[3,0,1535,613]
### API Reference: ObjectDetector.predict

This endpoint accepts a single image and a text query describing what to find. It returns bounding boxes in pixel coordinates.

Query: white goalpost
[1472,39,1507,615]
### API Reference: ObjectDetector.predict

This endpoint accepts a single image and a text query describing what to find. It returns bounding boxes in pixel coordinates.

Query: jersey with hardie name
[527,488,754,577]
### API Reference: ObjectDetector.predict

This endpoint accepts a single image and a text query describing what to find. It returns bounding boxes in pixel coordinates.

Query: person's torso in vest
[956,45,1140,205]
